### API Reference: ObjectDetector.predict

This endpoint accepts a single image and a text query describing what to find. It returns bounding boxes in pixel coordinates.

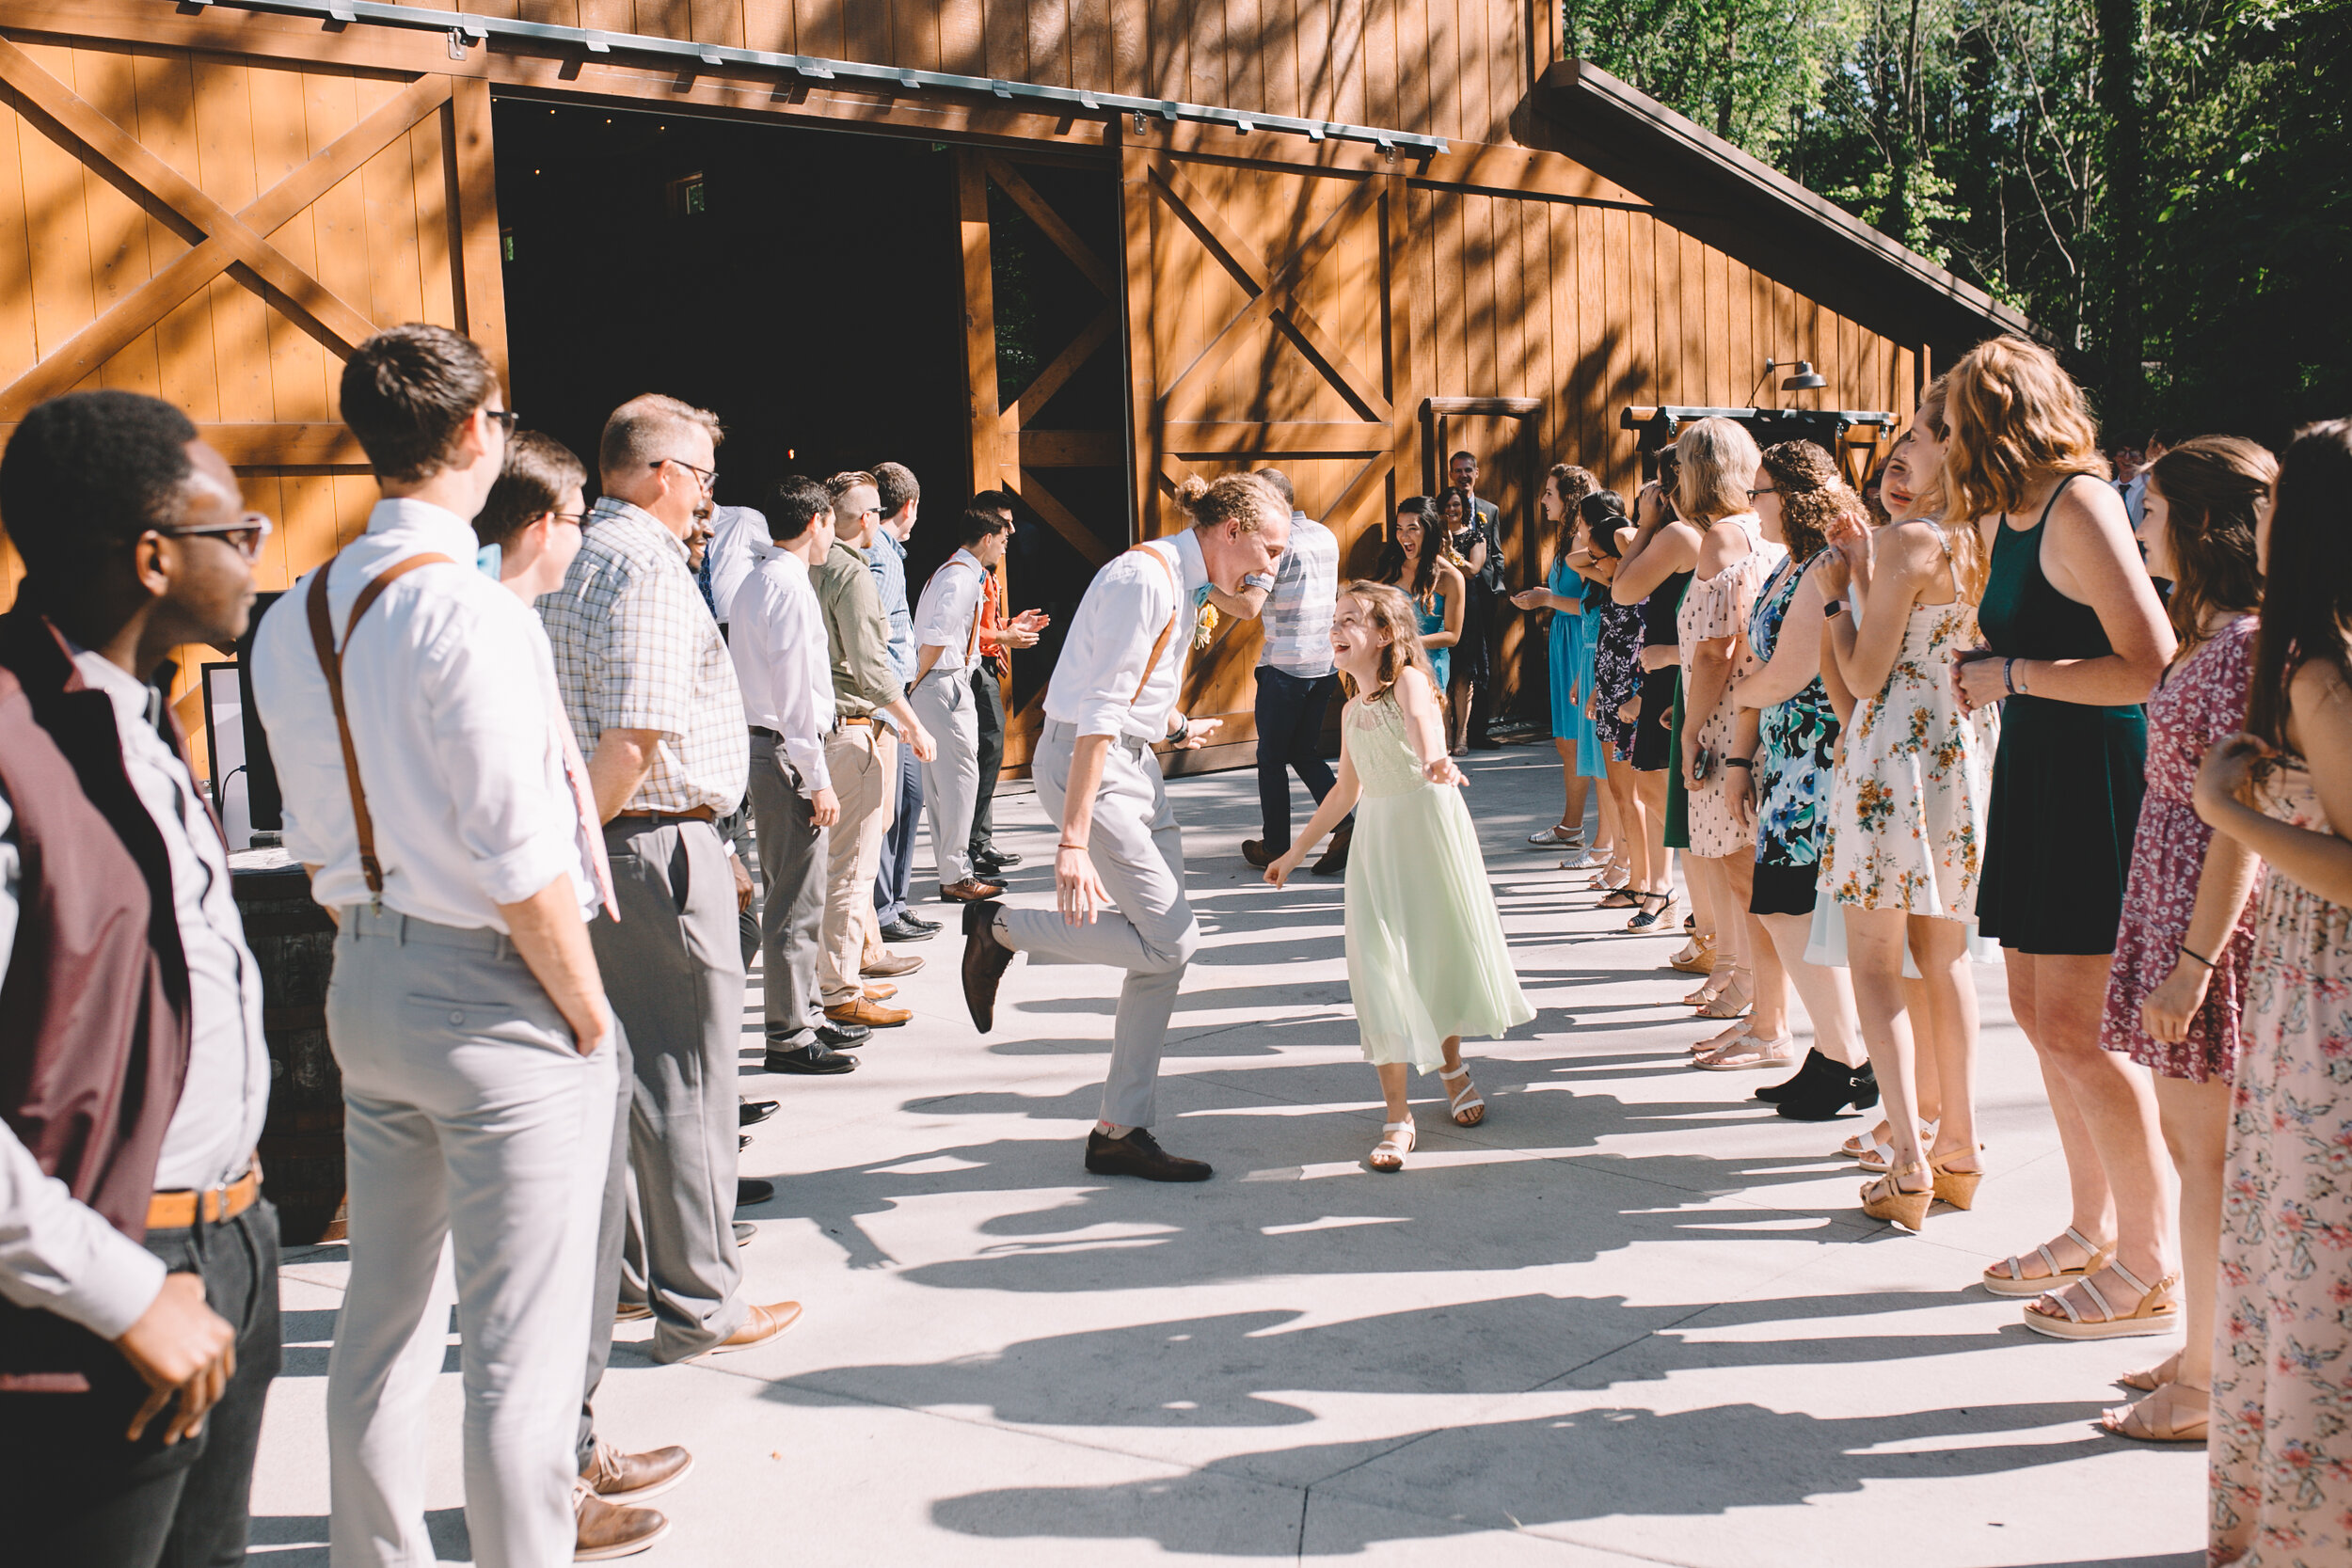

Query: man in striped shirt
[1236,469,1351,875]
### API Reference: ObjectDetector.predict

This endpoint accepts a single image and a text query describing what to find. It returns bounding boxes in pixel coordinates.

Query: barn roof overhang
[1526,59,2041,363]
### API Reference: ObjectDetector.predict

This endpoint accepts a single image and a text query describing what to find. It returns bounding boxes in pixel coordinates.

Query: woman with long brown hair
[1377,495,1466,695]
[2192,420,2352,1563]
[2094,436,2272,1442]
[1511,465,1605,860]
[1948,336,2178,1335]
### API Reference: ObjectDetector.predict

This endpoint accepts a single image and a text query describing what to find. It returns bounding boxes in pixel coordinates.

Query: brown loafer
[861,951,925,979]
[864,980,898,1001]
[1241,838,1273,868]
[1084,1127,1213,1181]
[702,1299,803,1357]
[938,877,1007,902]
[961,898,1014,1033]
[613,1302,652,1323]
[825,999,911,1028]
[575,1481,669,1560]
[581,1438,694,1504]
[1311,822,1353,876]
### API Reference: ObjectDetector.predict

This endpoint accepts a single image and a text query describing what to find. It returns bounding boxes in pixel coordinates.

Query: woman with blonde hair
[1947,336,2177,1335]
[1267,581,1534,1170]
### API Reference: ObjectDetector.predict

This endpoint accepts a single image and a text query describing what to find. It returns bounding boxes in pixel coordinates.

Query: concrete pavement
[248,743,2203,1566]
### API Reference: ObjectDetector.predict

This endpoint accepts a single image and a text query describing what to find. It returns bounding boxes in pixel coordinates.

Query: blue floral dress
[1749,551,1838,866]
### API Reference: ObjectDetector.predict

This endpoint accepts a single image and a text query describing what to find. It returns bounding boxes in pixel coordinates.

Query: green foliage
[1568,0,2352,442]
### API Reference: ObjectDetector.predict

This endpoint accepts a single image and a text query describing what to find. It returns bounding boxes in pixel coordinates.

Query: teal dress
[1547,560,1604,778]
[1342,689,1535,1070]
[1417,594,1451,689]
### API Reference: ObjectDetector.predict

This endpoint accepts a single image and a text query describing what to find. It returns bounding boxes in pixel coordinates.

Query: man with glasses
[541,394,801,1370]
[1,390,280,1568]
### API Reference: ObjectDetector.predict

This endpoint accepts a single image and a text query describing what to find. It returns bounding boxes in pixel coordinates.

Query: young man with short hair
[250,325,645,1562]
[866,461,939,945]
[909,507,1015,902]
[963,490,1049,877]
[1235,467,1351,875]
[1,390,279,1568]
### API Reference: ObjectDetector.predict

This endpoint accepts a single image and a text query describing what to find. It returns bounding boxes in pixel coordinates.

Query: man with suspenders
[959,474,1291,1181]
[907,506,1014,905]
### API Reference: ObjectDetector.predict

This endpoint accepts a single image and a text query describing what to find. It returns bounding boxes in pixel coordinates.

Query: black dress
[1631,567,1690,775]
[1450,517,1494,688]
[1974,475,2150,955]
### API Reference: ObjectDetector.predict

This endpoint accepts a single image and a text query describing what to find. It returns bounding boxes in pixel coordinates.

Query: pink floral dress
[2210,757,2352,1567]
[1677,514,1782,859]
[2099,617,2260,1080]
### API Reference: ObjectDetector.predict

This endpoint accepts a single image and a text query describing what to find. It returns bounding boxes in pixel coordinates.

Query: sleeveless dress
[2098,617,2259,1081]
[1975,474,2149,954]
[2210,758,2352,1567]
[1450,519,1494,688]
[1590,594,1645,763]
[1342,690,1534,1070]
[1748,550,1838,915]
[1546,558,1603,778]
[1677,515,1783,859]
[1820,524,1999,918]
[1416,594,1451,689]
[1634,567,1688,776]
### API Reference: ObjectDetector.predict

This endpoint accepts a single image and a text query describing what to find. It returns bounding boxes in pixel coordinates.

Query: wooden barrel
[230,853,346,1244]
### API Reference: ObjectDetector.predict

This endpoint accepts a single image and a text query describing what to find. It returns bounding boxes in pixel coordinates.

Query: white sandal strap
[2062,1225,2101,1257]
[2074,1276,2115,1322]
[2034,1242,2061,1279]
[2103,1259,2153,1300]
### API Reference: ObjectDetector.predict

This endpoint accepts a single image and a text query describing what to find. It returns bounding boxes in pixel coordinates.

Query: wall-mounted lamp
[1746,356,1827,403]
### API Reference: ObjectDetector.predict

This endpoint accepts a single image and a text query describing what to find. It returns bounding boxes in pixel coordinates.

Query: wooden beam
[448,76,510,394]
[1117,136,1159,548]
[0,71,453,421]
[1017,429,1122,467]
[0,420,365,466]
[981,154,1116,296]
[955,148,1001,498]
[1163,421,1391,454]
[1000,306,1115,434]
[1009,467,1113,566]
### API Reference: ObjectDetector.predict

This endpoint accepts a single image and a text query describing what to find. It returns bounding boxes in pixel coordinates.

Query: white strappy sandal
[1855,1118,1940,1174]
[2024,1259,2182,1340]
[1369,1117,1416,1172]
[1440,1065,1486,1127]
[1983,1225,2116,1298]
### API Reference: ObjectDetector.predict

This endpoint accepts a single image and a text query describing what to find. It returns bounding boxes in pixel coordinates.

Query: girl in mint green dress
[1268,582,1535,1171]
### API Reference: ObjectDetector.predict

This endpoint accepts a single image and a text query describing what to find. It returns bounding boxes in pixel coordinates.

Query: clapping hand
[1509,587,1549,611]
[1007,609,1049,648]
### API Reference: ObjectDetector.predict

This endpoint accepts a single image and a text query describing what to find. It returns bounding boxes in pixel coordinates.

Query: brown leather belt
[838,716,874,727]
[148,1165,261,1231]
[614,805,717,821]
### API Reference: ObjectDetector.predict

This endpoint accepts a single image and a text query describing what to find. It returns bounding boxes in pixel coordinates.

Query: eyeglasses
[550,512,587,529]
[485,408,521,433]
[654,456,718,492]
[1747,485,1781,499]
[154,512,274,561]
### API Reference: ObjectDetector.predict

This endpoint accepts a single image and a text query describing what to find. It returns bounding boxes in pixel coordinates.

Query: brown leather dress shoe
[961,898,1014,1033]
[613,1302,652,1323]
[1241,838,1273,868]
[861,950,925,979]
[1311,821,1354,876]
[575,1481,669,1560]
[825,998,911,1028]
[938,877,1007,902]
[864,980,898,1001]
[1084,1127,1214,1181]
[581,1438,694,1504]
[702,1299,804,1357]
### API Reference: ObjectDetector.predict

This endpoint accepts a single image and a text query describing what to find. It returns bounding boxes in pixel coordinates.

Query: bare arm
[1053,734,1116,924]
[1613,517,1699,605]
[1420,561,1467,649]
[1207,582,1271,619]
[1458,534,1488,575]
[1392,665,1461,779]
[1734,565,1828,710]
[879,695,935,761]
[2198,663,2352,904]
[1267,721,1365,883]
[495,873,612,1056]
[2139,821,2264,1043]
[588,728,660,822]
[1973,483,2175,706]
[1820,522,1938,701]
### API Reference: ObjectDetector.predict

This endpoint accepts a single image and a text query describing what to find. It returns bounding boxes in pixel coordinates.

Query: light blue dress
[1417,595,1450,689]
[1546,560,1603,778]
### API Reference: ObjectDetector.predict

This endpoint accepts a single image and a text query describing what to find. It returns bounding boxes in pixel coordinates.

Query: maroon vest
[0,611,192,1383]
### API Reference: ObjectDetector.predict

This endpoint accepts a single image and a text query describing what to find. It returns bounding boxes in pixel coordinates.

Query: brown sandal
[2100,1379,2207,1443]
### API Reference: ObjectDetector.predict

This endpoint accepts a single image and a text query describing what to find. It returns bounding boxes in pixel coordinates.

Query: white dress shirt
[728,541,836,795]
[1043,530,1209,743]
[911,547,990,676]
[706,504,766,626]
[0,654,269,1340]
[250,498,599,928]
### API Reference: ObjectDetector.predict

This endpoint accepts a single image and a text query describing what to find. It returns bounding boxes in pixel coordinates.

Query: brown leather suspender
[1126,545,1181,705]
[305,553,453,900]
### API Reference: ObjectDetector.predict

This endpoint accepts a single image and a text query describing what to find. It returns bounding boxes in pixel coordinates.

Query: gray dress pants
[324,908,616,1568]
[579,1018,633,1468]
[593,817,748,1362]
[746,732,827,1050]
[999,720,1199,1129]
[909,666,979,889]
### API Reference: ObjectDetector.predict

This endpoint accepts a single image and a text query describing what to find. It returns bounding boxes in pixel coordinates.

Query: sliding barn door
[1120,143,1415,754]
[0,37,504,757]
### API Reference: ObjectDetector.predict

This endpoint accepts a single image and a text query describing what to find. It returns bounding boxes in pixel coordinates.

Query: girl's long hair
[2149,436,2272,655]
[1758,440,1864,564]
[1674,417,1762,524]
[1375,496,1447,602]
[2248,420,2352,750]
[1549,464,1598,558]
[1337,580,1439,701]
[1580,489,1629,560]
[1942,335,2108,527]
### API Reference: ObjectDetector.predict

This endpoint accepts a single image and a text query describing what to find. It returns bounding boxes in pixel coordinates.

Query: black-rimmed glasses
[485,408,521,433]
[155,512,274,561]
[654,456,718,492]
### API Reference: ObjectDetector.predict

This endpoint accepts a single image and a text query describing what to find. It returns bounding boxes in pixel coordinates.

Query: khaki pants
[820,721,897,1005]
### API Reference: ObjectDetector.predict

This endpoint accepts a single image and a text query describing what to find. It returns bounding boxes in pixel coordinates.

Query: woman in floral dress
[2192,419,2352,1567]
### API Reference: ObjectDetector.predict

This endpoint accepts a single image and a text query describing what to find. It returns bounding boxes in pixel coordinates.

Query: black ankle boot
[1755,1048,1834,1105]
[1778,1058,1878,1121]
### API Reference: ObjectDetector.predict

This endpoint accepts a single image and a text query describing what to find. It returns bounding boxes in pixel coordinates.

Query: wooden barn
[0,0,2026,796]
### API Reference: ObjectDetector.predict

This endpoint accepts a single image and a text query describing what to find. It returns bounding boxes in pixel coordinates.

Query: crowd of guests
[3,317,2345,1568]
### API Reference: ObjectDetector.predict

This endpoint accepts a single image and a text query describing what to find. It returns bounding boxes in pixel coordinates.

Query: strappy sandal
[1528,823,1582,847]
[1855,1118,1939,1175]
[2024,1260,2182,1340]
[1683,970,1731,1006]
[2101,1379,2208,1443]
[1840,1120,1891,1160]
[1861,1162,1933,1230]
[1693,973,1751,1018]
[1587,863,1630,893]
[1368,1117,1416,1173]
[1695,1033,1796,1071]
[1667,933,1716,975]
[1929,1151,1983,1211]
[1626,892,1677,931]
[1982,1226,2114,1298]
[1598,888,1640,909]
[2117,1348,2185,1394]
[1440,1065,1486,1127]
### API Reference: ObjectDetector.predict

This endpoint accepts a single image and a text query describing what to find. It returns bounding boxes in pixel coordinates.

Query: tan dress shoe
[575,1481,669,1560]
[702,1299,804,1356]
[580,1438,694,1504]
[864,980,898,1001]
[826,998,911,1028]
[861,950,925,979]
[937,877,1006,902]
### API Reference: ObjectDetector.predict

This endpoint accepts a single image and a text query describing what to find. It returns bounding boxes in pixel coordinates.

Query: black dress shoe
[737,1179,774,1208]
[961,898,1015,1033]
[814,1021,869,1049]
[1779,1061,1880,1122]
[974,849,1022,873]
[879,916,938,943]
[739,1099,779,1127]
[1755,1048,1835,1104]
[764,1043,858,1075]
[901,911,944,932]
[1084,1127,1213,1182]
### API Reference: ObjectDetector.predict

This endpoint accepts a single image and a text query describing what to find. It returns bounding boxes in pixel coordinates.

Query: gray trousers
[579,1018,633,1467]
[747,732,827,1050]
[909,666,979,889]
[324,908,616,1568]
[592,816,747,1362]
[999,720,1199,1128]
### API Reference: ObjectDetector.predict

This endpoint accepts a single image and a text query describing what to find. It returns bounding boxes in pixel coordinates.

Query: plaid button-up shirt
[540,498,748,816]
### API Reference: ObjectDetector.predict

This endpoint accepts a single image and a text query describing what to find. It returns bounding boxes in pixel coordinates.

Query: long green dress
[1342,688,1534,1070]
